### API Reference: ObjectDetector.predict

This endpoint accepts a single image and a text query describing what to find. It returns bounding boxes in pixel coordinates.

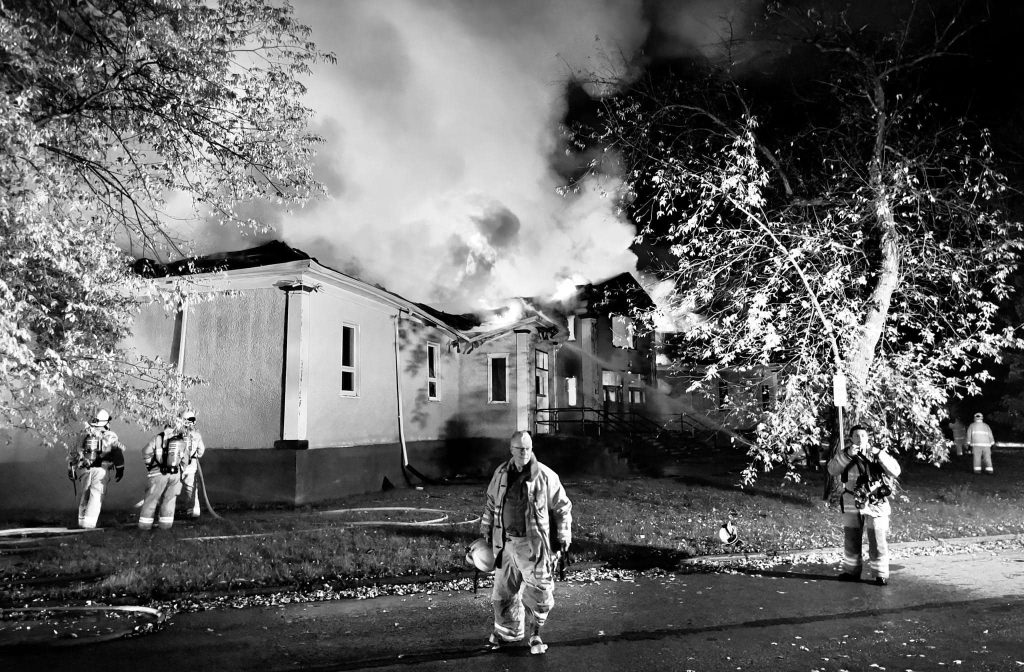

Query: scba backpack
[79,433,102,469]
[159,432,186,474]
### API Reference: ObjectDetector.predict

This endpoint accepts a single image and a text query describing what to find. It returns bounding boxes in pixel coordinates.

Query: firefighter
[827,424,901,585]
[138,419,186,530]
[480,430,572,655]
[966,412,996,475]
[175,410,206,519]
[68,409,126,529]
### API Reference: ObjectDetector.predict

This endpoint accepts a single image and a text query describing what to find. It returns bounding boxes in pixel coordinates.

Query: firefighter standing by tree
[828,424,901,585]
[480,430,572,655]
[138,418,187,530]
[68,408,125,529]
[175,410,206,519]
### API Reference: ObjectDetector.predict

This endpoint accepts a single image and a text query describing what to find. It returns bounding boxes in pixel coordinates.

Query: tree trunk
[848,77,902,391]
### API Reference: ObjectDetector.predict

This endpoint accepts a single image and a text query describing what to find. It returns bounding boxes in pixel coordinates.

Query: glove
[559,541,570,554]
[114,466,124,482]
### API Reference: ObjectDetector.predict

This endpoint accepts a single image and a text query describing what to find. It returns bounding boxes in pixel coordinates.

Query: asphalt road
[4,543,1024,671]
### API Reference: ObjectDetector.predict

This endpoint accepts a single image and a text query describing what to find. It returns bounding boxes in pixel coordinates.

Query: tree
[573,1,1022,481]
[1,0,330,445]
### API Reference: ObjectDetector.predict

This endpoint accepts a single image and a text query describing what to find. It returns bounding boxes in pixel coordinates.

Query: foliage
[571,1,1023,481]
[0,0,330,444]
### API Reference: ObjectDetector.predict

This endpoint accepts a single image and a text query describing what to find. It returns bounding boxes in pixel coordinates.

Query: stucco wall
[457,333,521,438]
[184,289,285,449]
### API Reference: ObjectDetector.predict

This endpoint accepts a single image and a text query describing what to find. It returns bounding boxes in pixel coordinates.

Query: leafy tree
[1,0,329,444]
[573,1,1022,481]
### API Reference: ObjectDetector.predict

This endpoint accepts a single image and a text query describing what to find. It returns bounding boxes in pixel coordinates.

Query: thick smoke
[188,0,765,312]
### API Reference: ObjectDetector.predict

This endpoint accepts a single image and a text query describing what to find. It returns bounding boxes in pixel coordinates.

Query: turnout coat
[480,458,572,568]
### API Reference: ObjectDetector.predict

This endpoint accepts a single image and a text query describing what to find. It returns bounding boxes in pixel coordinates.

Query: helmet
[180,410,197,423]
[718,521,739,545]
[91,409,111,427]
[465,537,495,572]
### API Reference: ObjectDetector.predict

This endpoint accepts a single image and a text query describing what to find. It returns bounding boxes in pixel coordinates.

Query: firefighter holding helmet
[138,418,187,530]
[68,408,126,529]
[175,410,206,519]
[479,430,572,655]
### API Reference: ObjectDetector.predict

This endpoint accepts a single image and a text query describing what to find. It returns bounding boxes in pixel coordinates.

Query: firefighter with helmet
[480,430,572,655]
[176,410,206,519]
[138,417,187,530]
[68,408,126,529]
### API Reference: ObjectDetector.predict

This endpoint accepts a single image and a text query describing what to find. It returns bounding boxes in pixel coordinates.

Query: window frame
[535,350,549,399]
[339,322,359,397]
[427,341,440,401]
[487,353,509,404]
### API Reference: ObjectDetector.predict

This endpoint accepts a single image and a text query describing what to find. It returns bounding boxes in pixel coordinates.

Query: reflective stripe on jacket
[827,449,901,517]
[966,422,995,447]
[481,458,572,567]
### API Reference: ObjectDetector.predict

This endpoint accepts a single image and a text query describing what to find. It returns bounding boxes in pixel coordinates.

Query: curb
[679,533,1024,565]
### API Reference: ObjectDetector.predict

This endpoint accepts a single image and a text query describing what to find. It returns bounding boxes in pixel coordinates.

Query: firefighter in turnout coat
[68,409,125,529]
[828,424,901,585]
[175,410,206,519]
[480,431,572,655]
[966,412,996,475]
[138,421,186,530]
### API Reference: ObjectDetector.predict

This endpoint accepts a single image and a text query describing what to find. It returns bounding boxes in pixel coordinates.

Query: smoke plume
[187,0,766,312]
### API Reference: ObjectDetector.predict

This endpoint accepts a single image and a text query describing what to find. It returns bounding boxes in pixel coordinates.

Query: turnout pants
[972,445,994,473]
[491,536,554,642]
[139,472,181,530]
[77,467,107,529]
[842,512,890,580]
[179,461,201,517]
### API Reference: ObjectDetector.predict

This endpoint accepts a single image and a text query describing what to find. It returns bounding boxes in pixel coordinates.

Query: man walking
[480,430,572,654]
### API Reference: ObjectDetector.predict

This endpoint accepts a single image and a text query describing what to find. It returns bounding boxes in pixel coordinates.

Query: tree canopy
[1,0,330,443]
[572,0,1023,480]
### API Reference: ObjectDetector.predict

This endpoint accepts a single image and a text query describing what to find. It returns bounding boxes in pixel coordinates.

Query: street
[4,542,1024,671]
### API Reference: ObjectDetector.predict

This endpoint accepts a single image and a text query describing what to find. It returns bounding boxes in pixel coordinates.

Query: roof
[133,240,312,277]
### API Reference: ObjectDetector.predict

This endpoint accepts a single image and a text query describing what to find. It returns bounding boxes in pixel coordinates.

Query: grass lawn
[2,447,1023,605]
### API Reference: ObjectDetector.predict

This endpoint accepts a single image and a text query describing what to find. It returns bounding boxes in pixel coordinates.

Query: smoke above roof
[181,0,767,313]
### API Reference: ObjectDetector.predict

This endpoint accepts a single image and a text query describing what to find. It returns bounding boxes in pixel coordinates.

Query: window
[488,354,508,403]
[602,370,622,403]
[628,386,645,405]
[340,323,358,396]
[611,314,634,349]
[566,376,578,406]
[427,342,439,400]
[535,350,549,398]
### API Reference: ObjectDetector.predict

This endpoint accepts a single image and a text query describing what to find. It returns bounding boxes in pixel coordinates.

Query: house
[0,242,661,511]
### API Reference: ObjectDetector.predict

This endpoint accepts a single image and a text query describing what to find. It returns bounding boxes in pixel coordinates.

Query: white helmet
[91,409,111,427]
[465,537,495,572]
[718,521,739,545]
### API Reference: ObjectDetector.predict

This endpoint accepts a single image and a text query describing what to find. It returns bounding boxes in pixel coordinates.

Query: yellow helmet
[465,537,495,572]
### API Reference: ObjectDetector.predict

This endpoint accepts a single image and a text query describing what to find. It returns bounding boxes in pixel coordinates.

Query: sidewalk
[4,536,1024,671]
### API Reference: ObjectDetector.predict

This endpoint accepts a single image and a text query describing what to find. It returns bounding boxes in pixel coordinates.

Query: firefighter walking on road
[138,419,186,530]
[68,409,126,529]
[480,430,572,655]
[175,410,206,519]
